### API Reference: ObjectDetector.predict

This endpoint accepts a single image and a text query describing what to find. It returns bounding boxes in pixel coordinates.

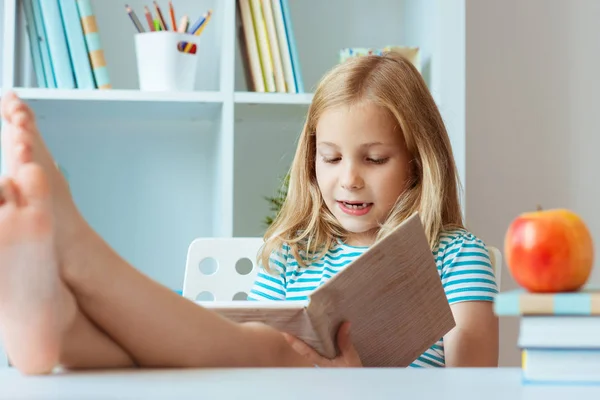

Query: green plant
[263,172,290,227]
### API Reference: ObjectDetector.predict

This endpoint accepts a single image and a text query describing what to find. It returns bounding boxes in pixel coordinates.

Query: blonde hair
[259,51,464,272]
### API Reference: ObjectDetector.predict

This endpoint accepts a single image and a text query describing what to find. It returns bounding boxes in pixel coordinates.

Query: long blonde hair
[259,51,464,272]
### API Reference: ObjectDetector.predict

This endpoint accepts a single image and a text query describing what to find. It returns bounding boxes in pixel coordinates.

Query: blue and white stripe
[248,229,499,367]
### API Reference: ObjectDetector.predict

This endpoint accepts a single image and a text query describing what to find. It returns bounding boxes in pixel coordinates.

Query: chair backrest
[182,238,503,301]
[488,246,502,291]
[183,237,264,301]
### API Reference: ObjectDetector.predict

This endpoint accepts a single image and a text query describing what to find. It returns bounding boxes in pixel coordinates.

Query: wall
[466,0,600,366]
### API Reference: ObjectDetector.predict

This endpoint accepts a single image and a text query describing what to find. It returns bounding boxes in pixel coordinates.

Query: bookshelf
[0,0,466,293]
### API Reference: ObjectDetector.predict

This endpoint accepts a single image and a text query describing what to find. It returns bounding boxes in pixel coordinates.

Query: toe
[15,163,51,209]
[0,91,19,122]
[11,102,36,131]
[0,177,18,206]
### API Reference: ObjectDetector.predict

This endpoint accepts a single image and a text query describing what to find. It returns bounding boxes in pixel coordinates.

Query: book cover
[22,0,46,88]
[494,288,600,316]
[200,213,456,367]
[238,0,265,92]
[261,0,286,93]
[31,0,56,88]
[38,0,76,89]
[279,0,303,93]
[76,0,111,89]
[249,0,276,92]
[58,0,95,89]
[271,0,296,93]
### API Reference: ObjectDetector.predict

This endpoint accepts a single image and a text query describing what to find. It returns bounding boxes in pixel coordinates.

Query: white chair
[488,246,502,291]
[182,237,264,301]
[182,237,503,301]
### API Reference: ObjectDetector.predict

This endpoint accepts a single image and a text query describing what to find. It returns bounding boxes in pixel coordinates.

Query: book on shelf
[496,288,600,384]
[22,0,111,90]
[340,46,421,73]
[237,0,304,94]
[198,212,456,367]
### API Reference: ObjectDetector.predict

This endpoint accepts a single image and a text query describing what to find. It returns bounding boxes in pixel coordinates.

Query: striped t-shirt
[247,229,499,367]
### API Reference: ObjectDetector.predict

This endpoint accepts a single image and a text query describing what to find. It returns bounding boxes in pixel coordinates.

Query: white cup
[134,32,202,91]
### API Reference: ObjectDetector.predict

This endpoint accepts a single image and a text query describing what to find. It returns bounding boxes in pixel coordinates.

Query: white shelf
[234,92,313,105]
[0,0,466,293]
[7,88,224,122]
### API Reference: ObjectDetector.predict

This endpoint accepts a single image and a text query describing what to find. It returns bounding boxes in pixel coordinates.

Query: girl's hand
[283,321,363,367]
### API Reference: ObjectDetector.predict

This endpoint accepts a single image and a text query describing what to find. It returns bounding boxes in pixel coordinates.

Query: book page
[307,212,456,366]
[200,301,326,352]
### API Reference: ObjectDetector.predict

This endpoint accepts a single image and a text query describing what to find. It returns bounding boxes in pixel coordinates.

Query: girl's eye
[322,157,341,164]
[368,157,389,164]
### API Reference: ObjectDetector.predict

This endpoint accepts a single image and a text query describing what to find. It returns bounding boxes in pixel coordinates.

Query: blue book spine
[22,0,47,88]
[31,0,56,88]
[279,0,303,93]
[58,0,95,89]
[38,0,76,89]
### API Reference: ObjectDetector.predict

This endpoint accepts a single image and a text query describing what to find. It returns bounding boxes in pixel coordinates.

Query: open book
[198,213,455,367]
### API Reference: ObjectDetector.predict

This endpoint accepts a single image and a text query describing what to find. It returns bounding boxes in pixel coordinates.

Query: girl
[0,51,496,376]
[248,52,499,368]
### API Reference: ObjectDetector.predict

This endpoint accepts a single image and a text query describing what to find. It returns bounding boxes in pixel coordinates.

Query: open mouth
[337,201,374,215]
[340,201,371,210]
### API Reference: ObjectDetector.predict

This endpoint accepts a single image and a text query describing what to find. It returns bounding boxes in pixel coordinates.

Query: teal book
[31,0,56,88]
[76,0,111,89]
[58,0,95,89]
[22,0,46,87]
[495,287,600,316]
[39,0,76,89]
[279,0,303,93]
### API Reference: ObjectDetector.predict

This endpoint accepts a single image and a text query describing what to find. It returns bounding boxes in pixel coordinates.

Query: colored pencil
[144,6,155,31]
[187,11,208,34]
[177,15,189,33]
[169,1,177,32]
[153,1,168,31]
[125,5,145,33]
[154,19,161,31]
[184,10,212,53]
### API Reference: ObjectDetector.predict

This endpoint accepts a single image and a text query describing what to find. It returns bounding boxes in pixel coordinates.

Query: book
[249,0,276,92]
[22,0,46,88]
[522,348,600,384]
[340,46,421,73]
[519,315,600,349]
[494,288,600,316]
[237,0,265,92]
[279,0,303,93]
[58,0,95,89]
[261,0,286,93]
[198,212,456,367]
[76,0,111,89]
[271,0,296,93]
[31,0,57,88]
[38,0,76,89]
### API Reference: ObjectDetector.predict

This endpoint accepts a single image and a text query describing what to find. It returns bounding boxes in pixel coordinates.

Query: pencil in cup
[182,10,212,53]
[153,1,168,31]
[125,4,145,33]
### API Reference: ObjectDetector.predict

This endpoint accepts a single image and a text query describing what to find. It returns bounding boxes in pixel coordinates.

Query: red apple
[504,208,594,293]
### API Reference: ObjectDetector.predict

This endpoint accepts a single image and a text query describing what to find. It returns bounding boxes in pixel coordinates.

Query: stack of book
[339,46,421,72]
[495,288,600,384]
[237,0,303,94]
[23,0,110,90]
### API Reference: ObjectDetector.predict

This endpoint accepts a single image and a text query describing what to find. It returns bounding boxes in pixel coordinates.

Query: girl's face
[315,103,412,246]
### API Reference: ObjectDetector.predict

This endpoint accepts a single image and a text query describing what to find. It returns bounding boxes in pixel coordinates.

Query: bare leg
[0,158,133,375]
[0,92,310,368]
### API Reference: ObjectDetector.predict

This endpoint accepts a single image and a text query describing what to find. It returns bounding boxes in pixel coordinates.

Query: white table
[0,367,598,399]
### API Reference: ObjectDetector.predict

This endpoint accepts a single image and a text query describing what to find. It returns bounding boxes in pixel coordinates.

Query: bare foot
[0,91,89,277]
[0,161,76,375]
